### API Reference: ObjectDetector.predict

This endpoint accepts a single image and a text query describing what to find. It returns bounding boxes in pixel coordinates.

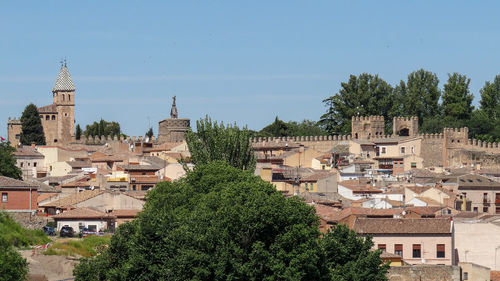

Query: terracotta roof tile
[110,209,141,218]
[0,176,38,188]
[40,190,103,208]
[52,207,114,219]
[38,104,57,113]
[491,271,500,281]
[12,147,44,158]
[406,185,432,194]
[353,218,452,234]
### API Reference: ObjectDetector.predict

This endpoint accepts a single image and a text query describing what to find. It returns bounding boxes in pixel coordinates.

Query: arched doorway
[398,128,409,136]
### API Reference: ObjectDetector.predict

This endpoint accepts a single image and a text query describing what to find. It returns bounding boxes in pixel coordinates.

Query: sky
[1,1,500,138]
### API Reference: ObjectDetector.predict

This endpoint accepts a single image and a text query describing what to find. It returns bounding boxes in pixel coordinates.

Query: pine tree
[20,103,46,145]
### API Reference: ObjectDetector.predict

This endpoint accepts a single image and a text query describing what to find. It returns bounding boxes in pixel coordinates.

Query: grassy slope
[43,235,112,257]
[0,212,50,247]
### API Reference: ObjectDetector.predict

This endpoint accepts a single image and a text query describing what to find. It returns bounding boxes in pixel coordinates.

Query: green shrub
[0,212,50,247]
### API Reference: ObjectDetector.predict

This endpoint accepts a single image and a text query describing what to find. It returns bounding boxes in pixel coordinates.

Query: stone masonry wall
[387,265,460,281]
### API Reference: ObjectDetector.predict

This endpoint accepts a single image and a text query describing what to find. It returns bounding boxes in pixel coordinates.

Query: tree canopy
[0,142,22,180]
[74,161,388,281]
[320,73,394,135]
[185,116,256,172]
[441,73,474,123]
[258,117,326,137]
[83,119,121,138]
[20,103,46,145]
[392,69,441,126]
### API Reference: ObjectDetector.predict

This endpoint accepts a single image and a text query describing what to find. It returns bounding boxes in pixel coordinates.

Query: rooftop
[40,189,103,208]
[352,218,452,234]
[52,65,75,92]
[52,207,114,220]
[0,176,38,188]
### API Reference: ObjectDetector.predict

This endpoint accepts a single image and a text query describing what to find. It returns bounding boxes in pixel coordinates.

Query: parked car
[79,227,105,238]
[60,226,74,237]
[43,226,56,236]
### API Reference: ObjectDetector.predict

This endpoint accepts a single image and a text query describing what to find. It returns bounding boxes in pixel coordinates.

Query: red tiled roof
[339,180,382,193]
[110,209,141,218]
[353,218,452,234]
[40,190,103,208]
[52,207,115,219]
[491,271,500,281]
[38,104,57,113]
[0,176,38,188]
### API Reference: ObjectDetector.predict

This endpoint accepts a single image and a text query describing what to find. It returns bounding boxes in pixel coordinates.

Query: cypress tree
[20,103,46,145]
[75,124,82,140]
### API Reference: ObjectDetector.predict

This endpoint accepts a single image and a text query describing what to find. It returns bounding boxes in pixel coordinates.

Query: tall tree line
[320,70,500,142]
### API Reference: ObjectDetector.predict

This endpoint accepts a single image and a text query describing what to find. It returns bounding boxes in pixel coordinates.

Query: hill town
[2,64,500,281]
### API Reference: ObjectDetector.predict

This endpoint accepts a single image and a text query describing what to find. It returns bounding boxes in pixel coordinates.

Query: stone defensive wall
[72,135,158,145]
[351,115,385,121]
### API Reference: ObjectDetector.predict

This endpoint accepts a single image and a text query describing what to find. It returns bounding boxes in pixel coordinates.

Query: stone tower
[158,96,190,142]
[393,117,419,137]
[351,116,385,139]
[42,63,75,144]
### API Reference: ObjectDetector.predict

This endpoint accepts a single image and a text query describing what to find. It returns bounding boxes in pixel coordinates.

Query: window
[473,207,478,212]
[378,244,386,252]
[132,185,136,191]
[20,162,23,167]
[381,147,386,154]
[411,162,417,168]
[34,162,37,167]
[87,225,97,232]
[68,95,71,101]
[1,193,7,203]
[62,94,65,101]
[483,207,488,213]
[400,147,406,154]
[46,115,49,120]
[51,115,55,120]
[463,272,468,280]
[27,162,30,166]
[411,146,415,154]
[436,244,445,258]
[412,244,421,258]
[394,244,403,256]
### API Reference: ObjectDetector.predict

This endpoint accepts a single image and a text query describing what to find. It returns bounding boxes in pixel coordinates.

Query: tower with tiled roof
[51,61,76,144]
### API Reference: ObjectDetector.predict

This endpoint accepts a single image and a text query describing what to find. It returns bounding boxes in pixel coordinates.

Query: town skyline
[2,1,500,137]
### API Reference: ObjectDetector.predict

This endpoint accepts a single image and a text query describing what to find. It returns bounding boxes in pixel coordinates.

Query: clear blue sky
[1,1,499,138]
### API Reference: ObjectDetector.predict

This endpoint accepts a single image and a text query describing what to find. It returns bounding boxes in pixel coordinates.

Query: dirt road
[20,250,79,281]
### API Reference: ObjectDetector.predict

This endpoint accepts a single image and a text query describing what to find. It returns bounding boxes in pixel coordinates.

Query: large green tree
[74,162,388,281]
[320,73,394,135]
[19,103,46,145]
[185,116,256,172]
[0,142,22,180]
[84,119,121,138]
[441,73,474,124]
[479,75,500,120]
[392,69,441,126]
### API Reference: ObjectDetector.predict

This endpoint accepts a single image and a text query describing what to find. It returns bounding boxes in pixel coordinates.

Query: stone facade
[158,96,190,142]
[7,64,75,146]
[351,115,385,139]
[393,117,419,137]
[253,116,500,169]
[387,265,460,281]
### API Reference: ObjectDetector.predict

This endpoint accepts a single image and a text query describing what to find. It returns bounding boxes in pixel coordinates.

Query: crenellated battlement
[393,116,418,122]
[73,135,157,145]
[251,135,352,143]
[351,115,384,122]
[7,117,21,124]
